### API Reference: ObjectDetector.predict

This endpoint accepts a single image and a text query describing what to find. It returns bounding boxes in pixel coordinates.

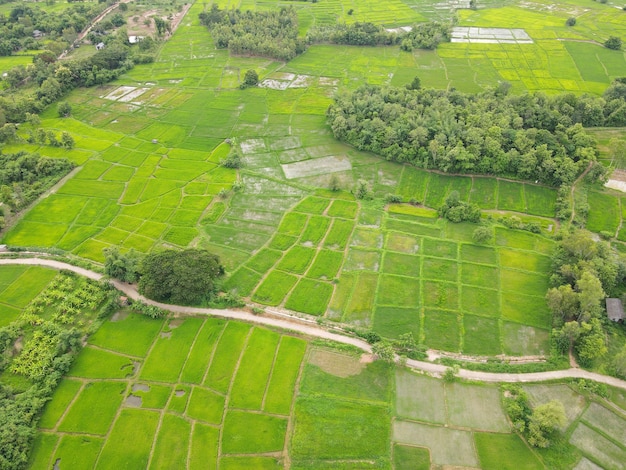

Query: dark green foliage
[129,300,168,319]
[438,191,481,223]
[566,17,576,26]
[308,22,400,46]
[57,102,71,118]
[400,21,451,50]
[221,149,244,169]
[241,69,259,88]
[139,249,225,304]
[199,5,304,61]
[103,247,143,283]
[327,84,623,185]
[0,151,74,211]
[605,36,622,50]
[473,226,492,243]
[406,76,421,91]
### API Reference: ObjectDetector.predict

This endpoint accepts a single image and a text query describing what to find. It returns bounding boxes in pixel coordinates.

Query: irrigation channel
[3,257,626,391]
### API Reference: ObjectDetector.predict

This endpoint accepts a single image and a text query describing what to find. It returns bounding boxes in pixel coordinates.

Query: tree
[472,226,492,243]
[546,284,579,323]
[576,270,605,321]
[241,69,259,89]
[57,102,71,117]
[438,191,481,223]
[406,76,421,90]
[353,179,372,200]
[372,341,395,362]
[527,400,566,448]
[138,249,224,304]
[575,318,607,366]
[605,36,622,50]
[566,17,576,26]
[60,132,74,149]
[329,174,341,191]
[104,247,142,283]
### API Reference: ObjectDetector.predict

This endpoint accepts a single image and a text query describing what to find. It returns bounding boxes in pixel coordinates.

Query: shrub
[566,17,576,26]
[605,36,622,50]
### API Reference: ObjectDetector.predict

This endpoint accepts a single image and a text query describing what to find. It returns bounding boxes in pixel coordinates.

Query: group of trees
[104,248,225,305]
[0,41,137,140]
[326,83,626,186]
[0,151,74,212]
[547,230,626,366]
[0,2,106,56]
[438,190,481,223]
[504,385,566,448]
[199,5,305,61]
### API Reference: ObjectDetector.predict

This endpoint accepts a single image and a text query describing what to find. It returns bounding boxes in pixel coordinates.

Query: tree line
[325,82,626,186]
[199,5,305,61]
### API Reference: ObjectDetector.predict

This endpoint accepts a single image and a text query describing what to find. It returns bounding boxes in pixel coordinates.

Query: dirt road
[3,257,626,391]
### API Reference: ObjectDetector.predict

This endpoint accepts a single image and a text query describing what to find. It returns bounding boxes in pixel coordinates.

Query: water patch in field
[125,395,142,407]
[451,27,533,44]
[118,87,149,103]
[259,79,290,90]
[281,156,352,179]
[133,383,151,392]
[240,138,267,155]
[104,86,137,101]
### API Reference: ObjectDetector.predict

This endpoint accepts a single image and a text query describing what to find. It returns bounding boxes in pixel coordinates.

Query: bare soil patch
[309,349,365,377]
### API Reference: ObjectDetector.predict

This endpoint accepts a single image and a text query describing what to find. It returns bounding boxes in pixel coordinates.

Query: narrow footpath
[3,257,626,391]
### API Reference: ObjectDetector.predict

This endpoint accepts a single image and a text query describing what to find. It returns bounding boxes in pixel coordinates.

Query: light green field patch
[501,291,549,328]
[502,322,550,356]
[395,370,445,424]
[58,381,126,435]
[149,414,191,470]
[95,409,159,470]
[286,279,333,316]
[500,269,548,296]
[581,403,626,445]
[88,313,164,357]
[393,420,478,468]
[373,306,420,340]
[422,258,458,283]
[39,379,83,429]
[186,386,226,425]
[67,347,135,379]
[474,432,543,470]
[344,248,381,272]
[446,383,509,431]
[377,274,420,307]
[205,322,252,393]
[53,435,103,470]
[222,411,287,454]
[570,423,626,470]
[307,249,343,280]
[461,287,500,318]
[344,272,378,325]
[381,252,421,278]
[423,309,460,351]
[422,238,458,260]
[324,218,355,250]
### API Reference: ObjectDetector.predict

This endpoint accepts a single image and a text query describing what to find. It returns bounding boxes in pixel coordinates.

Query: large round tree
[138,249,224,304]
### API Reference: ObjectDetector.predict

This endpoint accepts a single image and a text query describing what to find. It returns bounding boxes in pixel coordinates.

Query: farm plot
[32,314,307,469]
[0,266,57,327]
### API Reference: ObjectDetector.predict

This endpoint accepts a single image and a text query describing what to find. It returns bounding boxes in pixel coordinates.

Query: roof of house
[606,298,624,321]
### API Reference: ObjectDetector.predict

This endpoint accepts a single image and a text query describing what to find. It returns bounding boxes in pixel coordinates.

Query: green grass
[67,347,135,379]
[230,328,280,409]
[586,191,620,234]
[53,435,103,470]
[223,267,263,297]
[149,414,191,470]
[140,318,203,382]
[58,381,126,435]
[307,249,343,279]
[277,246,317,274]
[327,200,358,219]
[222,411,288,454]
[423,309,459,351]
[393,444,430,470]
[95,409,160,470]
[291,395,390,462]
[39,379,83,429]
[264,336,307,415]
[180,319,226,384]
[285,279,333,316]
[377,274,420,307]
[189,424,219,469]
[474,433,543,470]
[324,219,354,250]
[381,252,421,277]
[186,386,226,424]
[253,270,299,306]
[88,313,164,357]
[204,322,251,393]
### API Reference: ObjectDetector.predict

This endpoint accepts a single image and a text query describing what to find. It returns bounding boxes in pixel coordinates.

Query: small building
[33,30,43,39]
[606,298,624,322]
[128,35,144,44]
[96,42,105,50]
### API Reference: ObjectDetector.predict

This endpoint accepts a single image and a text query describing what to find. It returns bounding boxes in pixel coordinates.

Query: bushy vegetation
[0,2,106,56]
[400,21,451,51]
[438,190,481,223]
[199,5,304,61]
[0,271,116,470]
[307,21,400,46]
[548,230,626,366]
[0,151,74,212]
[138,249,225,305]
[326,83,626,186]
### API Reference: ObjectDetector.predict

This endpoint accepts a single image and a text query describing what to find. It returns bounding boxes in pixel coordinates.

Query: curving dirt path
[3,257,626,390]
